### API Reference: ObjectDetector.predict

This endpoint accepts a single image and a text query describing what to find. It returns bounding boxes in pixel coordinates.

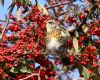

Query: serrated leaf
[20,66,31,73]
[73,37,79,55]
[82,66,90,80]
[38,3,48,15]
[0,0,4,6]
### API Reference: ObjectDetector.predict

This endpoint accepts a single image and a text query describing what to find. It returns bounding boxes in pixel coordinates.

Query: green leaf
[78,64,83,74]
[73,37,79,55]
[22,57,27,65]
[82,24,89,34]
[66,5,73,12]
[18,0,30,5]
[2,76,7,80]
[82,66,90,80]
[69,48,75,55]
[2,62,7,68]
[10,67,18,73]
[67,65,74,71]
[90,75,100,80]
[25,0,30,5]
[53,65,57,71]
[63,29,70,37]
[20,66,31,73]
[22,0,26,5]
[75,31,79,38]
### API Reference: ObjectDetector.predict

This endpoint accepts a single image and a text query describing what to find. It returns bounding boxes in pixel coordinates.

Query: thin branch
[47,0,58,17]
[58,12,69,17]
[0,0,15,40]
[0,20,7,22]
[70,3,98,34]
[46,1,71,9]
[35,0,37,4]
[19,73,39,80]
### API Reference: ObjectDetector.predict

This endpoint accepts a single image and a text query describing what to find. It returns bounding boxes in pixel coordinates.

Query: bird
[45,20,71,65]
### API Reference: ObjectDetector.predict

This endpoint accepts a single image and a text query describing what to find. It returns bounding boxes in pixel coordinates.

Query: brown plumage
[45,20,71,65]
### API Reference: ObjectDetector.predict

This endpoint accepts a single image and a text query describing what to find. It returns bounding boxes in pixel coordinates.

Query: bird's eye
[48,22,54,24]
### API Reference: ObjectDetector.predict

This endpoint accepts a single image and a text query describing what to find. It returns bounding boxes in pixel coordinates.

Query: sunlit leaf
[82,66,90,80]
[17,0,30,5]
[10,67,18,73]
[63,28,70,37]
[16,8,22,21]
[25,0,30,5]
[75,31,79,38]
[73,37,79,55]
[38,3,49,15]
[69,48,75,55]
[20,66,31,73]
[82,24,89,33]
[66,5,73,12]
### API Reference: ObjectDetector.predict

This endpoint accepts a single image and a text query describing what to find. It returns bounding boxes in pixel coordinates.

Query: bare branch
[0,20,7,22]
[0,0,15,41]
[19,73,39,80]
[70,3,98,34]
[46,1,71,9]
[35,0,38,6]
[19,71,40,80]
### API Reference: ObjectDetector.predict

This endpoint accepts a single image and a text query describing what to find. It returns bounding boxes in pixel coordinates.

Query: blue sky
[0,0,46,20]
[0,0,85,20]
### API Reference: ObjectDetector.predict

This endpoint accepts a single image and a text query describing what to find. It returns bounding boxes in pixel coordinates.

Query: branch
[70,3,98,34]
[19,73,39,80]
[47,0,58,18]
[19,70,40,80]
[0,20,7,22]
[46,1,71,9]
[35,0,38,6]
[0,0,15,41]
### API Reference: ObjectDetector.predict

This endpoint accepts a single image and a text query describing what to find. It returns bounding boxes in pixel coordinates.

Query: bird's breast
[46,37,62,51]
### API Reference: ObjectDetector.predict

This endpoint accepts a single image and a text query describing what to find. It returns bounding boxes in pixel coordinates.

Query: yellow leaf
[73,37,79,55]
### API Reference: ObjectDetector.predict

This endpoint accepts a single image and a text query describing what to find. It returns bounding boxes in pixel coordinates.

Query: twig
[58,12,69,17]
[35,0,37,4]
[19,73,39,80]
[0,20,7,22]
[47,0,58,17]
[70,3,98,34]
[0,0,15,40]
[46,1,71,9]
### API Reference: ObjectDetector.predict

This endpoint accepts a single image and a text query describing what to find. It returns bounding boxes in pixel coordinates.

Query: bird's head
[46,20,59,33]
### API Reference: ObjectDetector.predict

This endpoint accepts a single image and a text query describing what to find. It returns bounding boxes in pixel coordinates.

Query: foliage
[0,0,100,80]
